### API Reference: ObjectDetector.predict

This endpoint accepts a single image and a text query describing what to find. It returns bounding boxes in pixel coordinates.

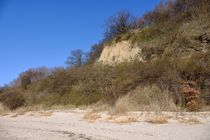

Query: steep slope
[98,41,142,65]
[98,17,210,65]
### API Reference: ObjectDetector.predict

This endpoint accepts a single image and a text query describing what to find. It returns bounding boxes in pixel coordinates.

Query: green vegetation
[0,0,210,111]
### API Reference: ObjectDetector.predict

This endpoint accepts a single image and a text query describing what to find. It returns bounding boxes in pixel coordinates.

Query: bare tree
[66,49,86,67]
[87,43,104,64]
[104,10,136,41]
[11,67,51,88]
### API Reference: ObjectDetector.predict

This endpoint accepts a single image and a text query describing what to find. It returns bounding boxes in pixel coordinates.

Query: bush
[87,43,104,64]
[0,89,25,110]
[104,10,137,41]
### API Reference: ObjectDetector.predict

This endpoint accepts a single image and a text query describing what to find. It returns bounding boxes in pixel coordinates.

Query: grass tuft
[146,116,168,124]
[83,112,101,123]
[179,118,201,125]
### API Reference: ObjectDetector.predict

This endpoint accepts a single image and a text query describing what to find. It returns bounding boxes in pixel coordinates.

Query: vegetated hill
[98,18,210,64]
[0,0,210,112]
[99,8,210,64]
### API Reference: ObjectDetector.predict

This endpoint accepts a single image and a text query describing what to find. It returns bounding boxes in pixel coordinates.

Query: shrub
[87,43,104,64]
[0,89,25,110]
[104,10,137,41]
[179,81,202,111]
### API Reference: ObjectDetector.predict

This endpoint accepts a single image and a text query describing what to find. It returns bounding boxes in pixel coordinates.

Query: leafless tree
[104,10,136,41]
[66,49,86,67]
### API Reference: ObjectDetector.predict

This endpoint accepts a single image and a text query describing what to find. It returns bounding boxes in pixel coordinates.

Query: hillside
[0,0,210,113]
[99,14,210,65]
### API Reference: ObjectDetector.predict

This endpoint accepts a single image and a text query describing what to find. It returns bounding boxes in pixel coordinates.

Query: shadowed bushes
[0,89,25,110]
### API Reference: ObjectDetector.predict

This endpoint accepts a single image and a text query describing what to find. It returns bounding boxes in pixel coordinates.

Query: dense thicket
[0,0,210,110]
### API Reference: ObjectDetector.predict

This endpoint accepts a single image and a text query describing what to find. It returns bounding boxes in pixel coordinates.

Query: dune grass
[146,116,168,124]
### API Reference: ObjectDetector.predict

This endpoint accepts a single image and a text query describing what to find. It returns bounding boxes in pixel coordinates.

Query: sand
[0,111,210,140]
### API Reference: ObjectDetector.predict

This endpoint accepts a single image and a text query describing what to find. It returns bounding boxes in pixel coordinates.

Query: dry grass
[114,96,133,114]
[0,113,10,116]
[111,115,139,124]
[13,104,70,113]
[12,108,28,116]
[11,114,19,118]
[106,115,115,121]
[146,116,168,124]
[0,104,72,118]
[109,85,180,115]
[201,105,210,111]
[88,101,112,113]
[82,85,180,118]
[0,104,54,117]
[0,103,10,116]
[17,111,26,116]
[83,112,101,123]
[10,111,27,118]
[179,118,201,125]
[45,104,76,111]
[38,111,53,117]
[28,112,35,116]
[130,85,179,112]
[10,110,53,117]
[0,103,76,118]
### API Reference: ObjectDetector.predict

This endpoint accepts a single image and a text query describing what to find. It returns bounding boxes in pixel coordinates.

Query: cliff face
[98,41,142,65]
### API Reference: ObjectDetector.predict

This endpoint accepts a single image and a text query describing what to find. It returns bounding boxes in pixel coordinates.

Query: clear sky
[0,0,161,86]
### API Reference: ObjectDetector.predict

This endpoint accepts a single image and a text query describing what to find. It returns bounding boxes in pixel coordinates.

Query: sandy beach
[0,111,210,140]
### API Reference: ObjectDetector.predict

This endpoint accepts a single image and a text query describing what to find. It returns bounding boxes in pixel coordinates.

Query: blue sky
[0,0,161,86]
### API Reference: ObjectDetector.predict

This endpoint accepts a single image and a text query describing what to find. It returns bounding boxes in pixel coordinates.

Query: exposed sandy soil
[0,110,210,140]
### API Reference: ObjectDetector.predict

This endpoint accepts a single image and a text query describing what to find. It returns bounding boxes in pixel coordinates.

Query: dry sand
[0,110,210,140]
